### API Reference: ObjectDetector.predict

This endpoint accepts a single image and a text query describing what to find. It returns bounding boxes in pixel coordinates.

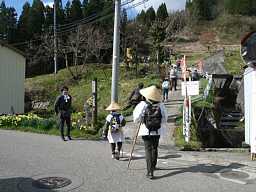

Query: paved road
[1,87,256,192]
[1,130,256,192]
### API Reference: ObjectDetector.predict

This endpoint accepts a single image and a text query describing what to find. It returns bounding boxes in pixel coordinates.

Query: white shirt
[170,68,177,78]
[133,101,168,136]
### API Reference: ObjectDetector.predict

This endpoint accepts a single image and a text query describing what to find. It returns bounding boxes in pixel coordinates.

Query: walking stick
[128,121,142,169]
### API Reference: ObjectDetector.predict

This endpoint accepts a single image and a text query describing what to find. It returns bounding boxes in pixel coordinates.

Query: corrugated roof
[0,40,26,57]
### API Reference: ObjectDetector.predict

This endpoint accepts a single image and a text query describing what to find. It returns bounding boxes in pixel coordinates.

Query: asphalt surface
[1,130,256,192]
[1,84,256,191]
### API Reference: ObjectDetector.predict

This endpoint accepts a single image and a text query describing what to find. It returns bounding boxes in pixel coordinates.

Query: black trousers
[170,78,177,91]
[163,88,169,100]
[142,135,160,174]
[59,113,71,138]
[111,142,122,154]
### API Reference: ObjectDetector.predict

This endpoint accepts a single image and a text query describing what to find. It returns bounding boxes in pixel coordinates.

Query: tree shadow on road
[153,163,245,180]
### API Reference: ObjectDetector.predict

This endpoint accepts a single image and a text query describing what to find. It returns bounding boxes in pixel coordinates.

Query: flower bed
[0,114,56,130]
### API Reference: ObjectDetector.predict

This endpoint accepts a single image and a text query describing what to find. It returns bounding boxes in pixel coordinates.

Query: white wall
[0,45,25,114]
[244,67,256,153]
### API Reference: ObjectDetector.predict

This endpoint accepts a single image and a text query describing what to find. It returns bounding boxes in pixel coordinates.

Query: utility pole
[111,0,121,103]
[54,0,58,74]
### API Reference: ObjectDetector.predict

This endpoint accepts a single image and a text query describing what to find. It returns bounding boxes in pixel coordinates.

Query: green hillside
[25,65,160,117]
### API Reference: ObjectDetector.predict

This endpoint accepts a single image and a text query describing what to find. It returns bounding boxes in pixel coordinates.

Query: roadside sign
[182,81,200,96]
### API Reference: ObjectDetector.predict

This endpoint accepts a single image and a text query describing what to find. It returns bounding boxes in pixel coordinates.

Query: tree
[149,21,166,73]
[89,26,112,65]
[28,0,45,36]
[156,3,169,21]
[125,23,147,77]
[121,8,128,60]
[145,7,156,26]
[6,7,17,43]
[0,1,8,39]
[64,25,94,79]
[44,5,53,29]
[83,0,104,17]
[56,0,65,25]
[137,10,146,25]
[64,0,71,23]
[0,1,17,43]
[17,2,31,42]
[166,11,187,41]
[224,0,255,16]
[70,0,83,21]
[186,0,218,21]
[250,0,256,16]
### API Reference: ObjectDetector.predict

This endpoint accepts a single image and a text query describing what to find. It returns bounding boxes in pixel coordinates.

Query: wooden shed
[0,42,26,114]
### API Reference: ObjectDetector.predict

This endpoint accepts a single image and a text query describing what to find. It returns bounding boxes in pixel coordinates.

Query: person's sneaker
[146,172,154,179]
[115,151,120,160]
[111,153,115,159]
[67,136,72,140]
[61,137,66,141]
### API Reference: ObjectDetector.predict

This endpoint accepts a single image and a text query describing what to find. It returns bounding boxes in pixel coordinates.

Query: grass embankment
[224,49,244,75]
[25,64,159,114]
[0,65,160,138]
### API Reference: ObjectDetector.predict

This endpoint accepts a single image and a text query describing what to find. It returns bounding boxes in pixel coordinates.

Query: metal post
[54,0,58,74]
[92,79,97,128]
[111,0,121,103]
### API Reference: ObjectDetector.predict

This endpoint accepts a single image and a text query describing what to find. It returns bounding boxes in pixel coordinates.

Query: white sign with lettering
[181,81,200,96]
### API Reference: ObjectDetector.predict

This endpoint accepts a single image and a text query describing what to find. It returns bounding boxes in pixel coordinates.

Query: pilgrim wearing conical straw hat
[139,85,162,102]
[103,101,126,161]
[105,102,121,111]
[133,85,167,179]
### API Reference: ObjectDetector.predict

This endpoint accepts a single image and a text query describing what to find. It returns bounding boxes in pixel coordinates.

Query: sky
[1,0,186,18]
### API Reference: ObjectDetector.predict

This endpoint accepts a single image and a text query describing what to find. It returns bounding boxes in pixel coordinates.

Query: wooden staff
[128,121,142,168]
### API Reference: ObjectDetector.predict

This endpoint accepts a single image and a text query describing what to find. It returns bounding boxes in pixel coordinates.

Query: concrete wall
[0,45,25,114]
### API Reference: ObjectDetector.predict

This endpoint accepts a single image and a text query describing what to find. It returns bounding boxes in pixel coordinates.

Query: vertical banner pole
[182,55,190,143]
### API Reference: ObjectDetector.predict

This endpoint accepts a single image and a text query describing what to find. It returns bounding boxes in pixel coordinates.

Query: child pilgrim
[103,102,126,160]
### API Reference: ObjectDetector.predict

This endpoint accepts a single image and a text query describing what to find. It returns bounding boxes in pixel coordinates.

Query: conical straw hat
[140,85,161,102]
[105,102,121,111]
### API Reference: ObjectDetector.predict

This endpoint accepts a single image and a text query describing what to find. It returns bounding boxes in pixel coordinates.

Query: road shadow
[121,153,182,162]
[0,177,56,192]
[153,163,245,180]
[120,156,145,161]
[69,138,102,141]
[158,154,182,159]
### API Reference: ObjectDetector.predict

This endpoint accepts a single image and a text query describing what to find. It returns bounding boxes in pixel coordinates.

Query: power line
[9,0,148,47]
[56,1,147,35]
[55,0,132,31]
[56,12,115,35]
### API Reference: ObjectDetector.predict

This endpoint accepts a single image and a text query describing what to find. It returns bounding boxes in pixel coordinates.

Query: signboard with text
[181,81,200,96]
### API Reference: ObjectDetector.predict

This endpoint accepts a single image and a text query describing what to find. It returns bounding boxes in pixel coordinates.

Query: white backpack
[162,81,169,89]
